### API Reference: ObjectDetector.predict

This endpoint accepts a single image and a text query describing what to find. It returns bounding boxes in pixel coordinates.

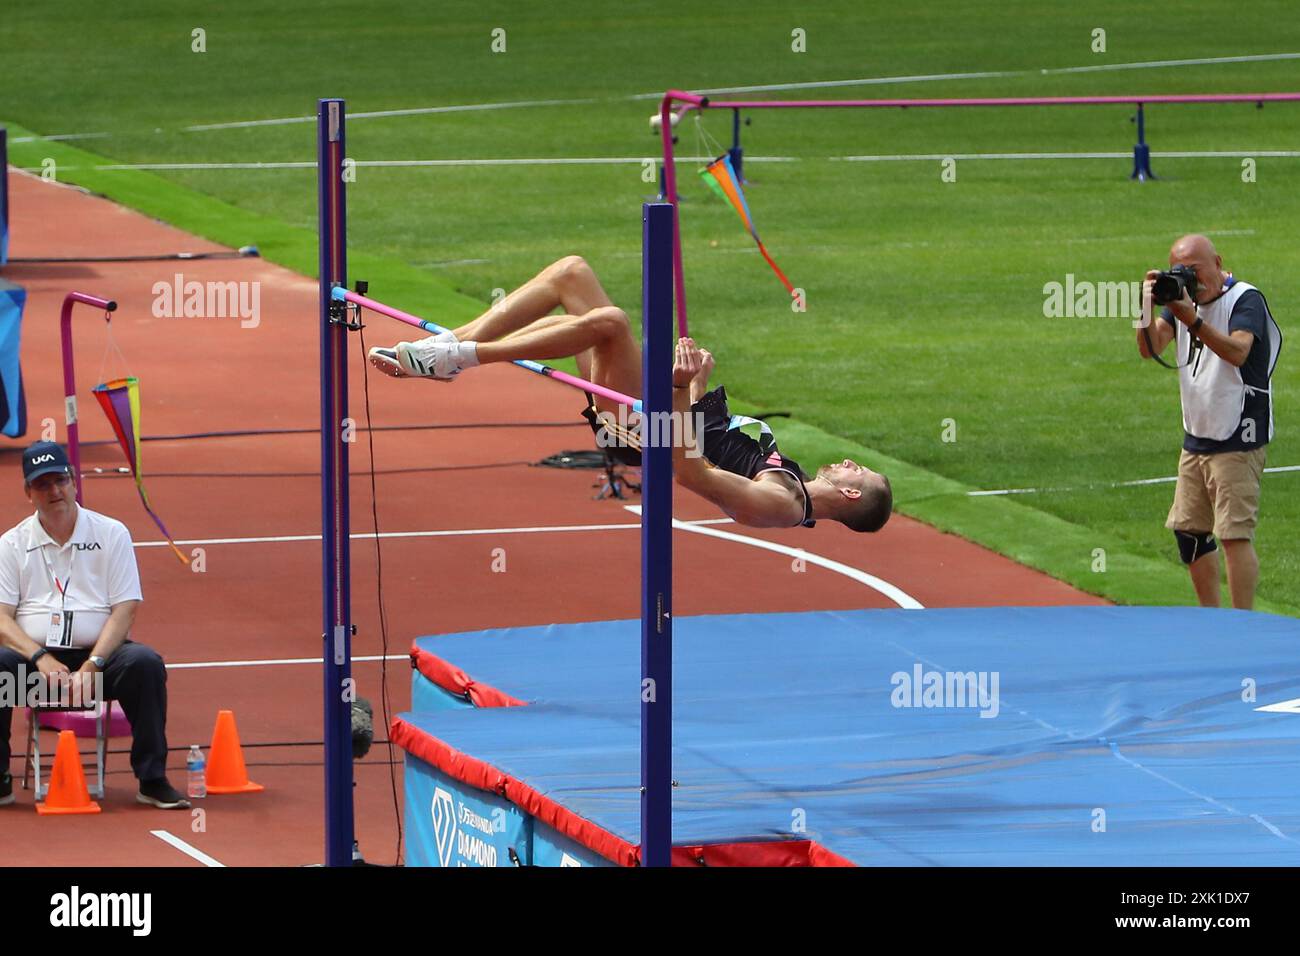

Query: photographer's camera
[1151,264,1199,306]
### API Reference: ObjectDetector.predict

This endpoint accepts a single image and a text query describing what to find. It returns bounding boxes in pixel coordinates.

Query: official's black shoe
[0,771,14,806]
[136,778,191,809]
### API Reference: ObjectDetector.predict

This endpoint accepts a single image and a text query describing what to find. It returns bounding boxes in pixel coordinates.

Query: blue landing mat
[399,607,1300,865]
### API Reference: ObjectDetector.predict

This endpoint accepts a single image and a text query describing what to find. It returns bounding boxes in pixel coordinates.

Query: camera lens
[1152,274,1179,305]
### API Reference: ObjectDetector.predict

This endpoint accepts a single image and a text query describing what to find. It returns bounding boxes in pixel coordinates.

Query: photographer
[1136,234,1282,609]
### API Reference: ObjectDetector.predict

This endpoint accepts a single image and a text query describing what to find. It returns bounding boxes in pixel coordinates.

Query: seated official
[0,441,188,809]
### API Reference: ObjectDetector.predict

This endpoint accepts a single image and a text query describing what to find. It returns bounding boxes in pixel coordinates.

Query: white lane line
[167,654,408,670]
[76,155,795,172]
[26,53,1300,144]
[150,830,226,867]
[66,148,1300,176]
[636,70,1021,98]
[27,150,1300,174]
[345,157,798,166]
[132,517,735,549]
[416,257,492,268]
[1063,228,1258,244]
[1154,151,1300,158]
[625,506,924,609]
[182,97,602,131]
[636,53,1300,98]
[841,152,1130,161]
[969,464,1299,498]
[838,151,1300,162]
[10,132,112,143]
[1041,52,1300,75]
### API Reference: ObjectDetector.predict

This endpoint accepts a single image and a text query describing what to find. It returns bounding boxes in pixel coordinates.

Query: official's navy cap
[22,441,72,484]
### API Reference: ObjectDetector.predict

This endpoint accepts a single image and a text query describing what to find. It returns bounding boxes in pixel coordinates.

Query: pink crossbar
[670,91,1300,110]
[338,288,644,411]
[658,88,1300,335]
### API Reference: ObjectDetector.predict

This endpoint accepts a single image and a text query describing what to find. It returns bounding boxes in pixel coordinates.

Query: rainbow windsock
[92,377,188,565]
[698,154,795,297]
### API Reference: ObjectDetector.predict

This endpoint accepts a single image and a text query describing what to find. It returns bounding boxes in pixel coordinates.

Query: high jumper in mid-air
[368,256,891,533]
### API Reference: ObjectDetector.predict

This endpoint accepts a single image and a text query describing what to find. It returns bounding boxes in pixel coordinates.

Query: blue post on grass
[1,127,9,265]
[1131,102,1156,181]
[728,108,745,184]
[317,97,355,867]
[640,202,674,867]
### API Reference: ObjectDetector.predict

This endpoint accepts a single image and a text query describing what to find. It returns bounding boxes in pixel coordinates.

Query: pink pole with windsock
[59,291,116,504]
[59,291,187,563]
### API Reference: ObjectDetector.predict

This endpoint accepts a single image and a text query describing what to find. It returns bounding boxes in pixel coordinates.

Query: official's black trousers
[0,641,172,783]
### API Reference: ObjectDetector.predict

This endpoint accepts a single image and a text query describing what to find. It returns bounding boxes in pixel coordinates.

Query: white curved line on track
[131,516,735,549]
[150,830,225,867]
[624,505,923,609]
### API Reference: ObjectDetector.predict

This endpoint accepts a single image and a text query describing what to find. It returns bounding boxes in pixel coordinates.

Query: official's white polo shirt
[0,506,143,649]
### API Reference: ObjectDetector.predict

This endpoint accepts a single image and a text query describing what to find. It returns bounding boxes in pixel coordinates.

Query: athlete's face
[817,459,880,497]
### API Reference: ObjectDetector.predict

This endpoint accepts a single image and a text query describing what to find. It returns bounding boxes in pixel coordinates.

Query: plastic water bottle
[186,745,206,799]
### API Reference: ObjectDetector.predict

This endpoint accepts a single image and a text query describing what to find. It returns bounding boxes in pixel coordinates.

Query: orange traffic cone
[205,710,264,794]
[36,730,102,815]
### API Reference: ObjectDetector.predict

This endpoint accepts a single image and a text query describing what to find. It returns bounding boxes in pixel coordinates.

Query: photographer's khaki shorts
[1165,447,1267,540]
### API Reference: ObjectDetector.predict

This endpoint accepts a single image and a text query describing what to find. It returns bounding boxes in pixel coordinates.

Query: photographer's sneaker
[0,771,14,806]
[137,777,191,810]
[367,329,459,380]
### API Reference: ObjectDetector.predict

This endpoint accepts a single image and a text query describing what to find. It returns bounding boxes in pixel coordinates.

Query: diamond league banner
[403,755,530,867]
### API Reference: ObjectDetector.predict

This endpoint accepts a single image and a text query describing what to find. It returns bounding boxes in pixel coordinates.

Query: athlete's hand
[673,337,702,388]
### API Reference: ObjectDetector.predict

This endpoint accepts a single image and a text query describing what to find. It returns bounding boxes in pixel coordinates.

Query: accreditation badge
[45,610,74,648]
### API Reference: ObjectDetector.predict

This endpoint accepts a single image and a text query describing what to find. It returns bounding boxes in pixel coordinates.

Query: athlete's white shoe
[368,331,465,381]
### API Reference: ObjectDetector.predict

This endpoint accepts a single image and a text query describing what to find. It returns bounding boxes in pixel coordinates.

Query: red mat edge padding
[670,841,855,867]
[392,713,639,865]
[409,643,528,709]
[391,714,856,867]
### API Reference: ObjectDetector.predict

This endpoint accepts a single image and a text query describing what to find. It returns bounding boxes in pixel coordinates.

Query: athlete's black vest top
[582,385,816,528]
[693,387,816,528]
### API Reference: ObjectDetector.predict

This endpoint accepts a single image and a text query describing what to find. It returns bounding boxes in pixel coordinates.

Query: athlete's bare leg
[450,256,615,380]
[474,307,642,415]
[491,313,596,383]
